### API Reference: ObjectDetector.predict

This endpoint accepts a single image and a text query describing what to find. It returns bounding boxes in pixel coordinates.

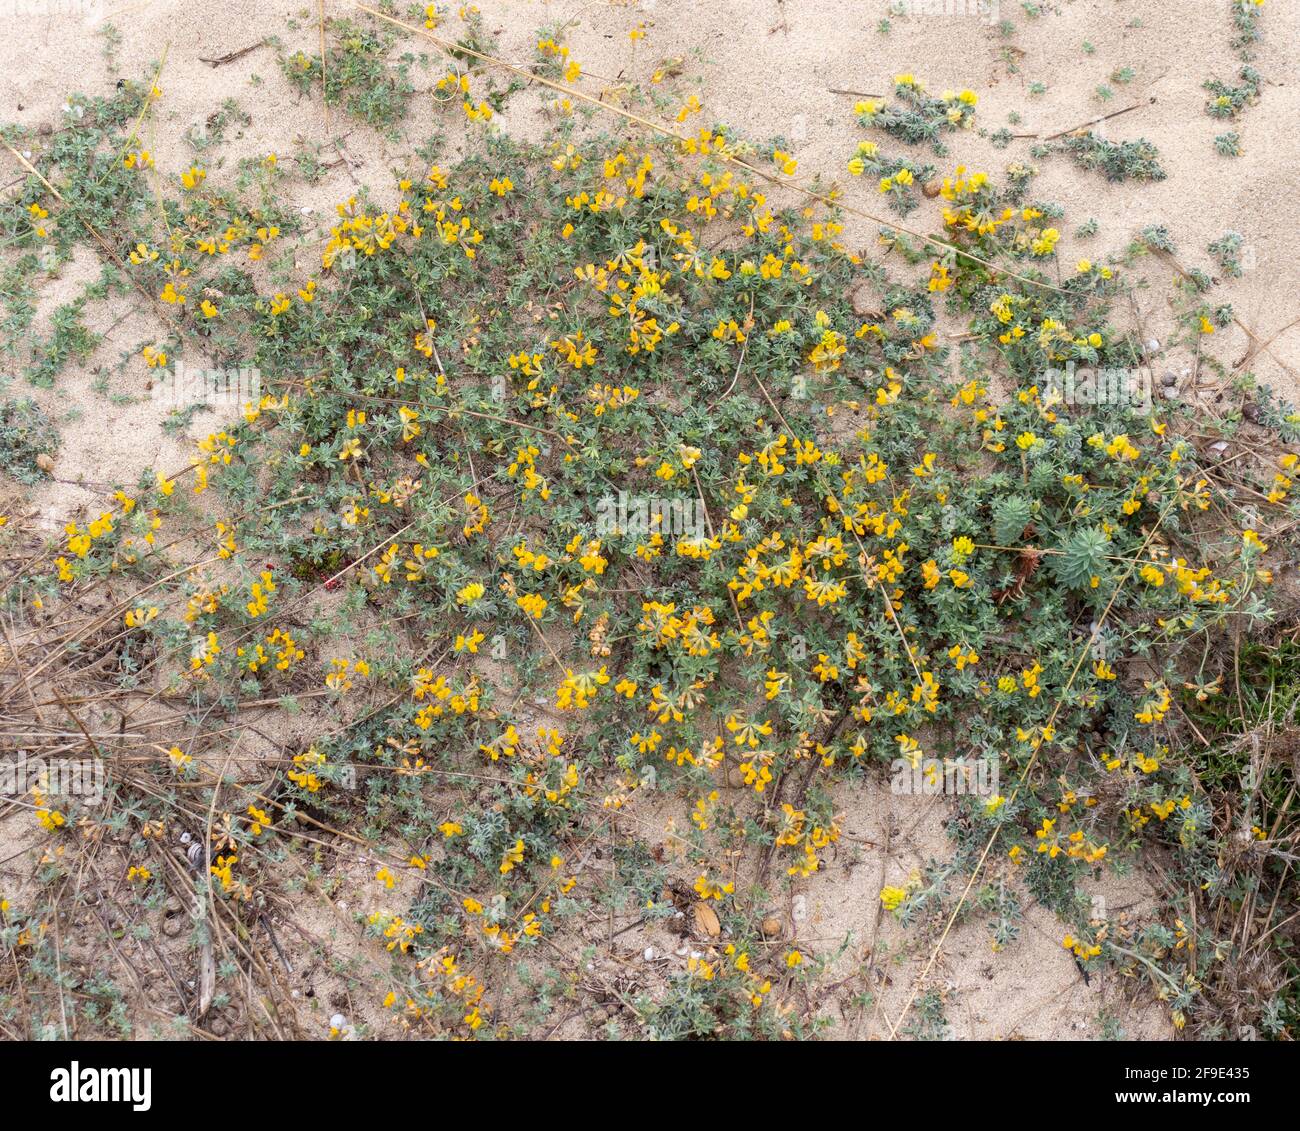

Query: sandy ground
[3,0,1297,523]
[3,0,1297,1038]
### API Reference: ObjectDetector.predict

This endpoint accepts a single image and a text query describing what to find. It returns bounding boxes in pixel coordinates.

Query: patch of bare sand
[796,779,1170,1039]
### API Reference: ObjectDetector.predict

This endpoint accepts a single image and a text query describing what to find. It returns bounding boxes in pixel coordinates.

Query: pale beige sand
[3,0,1296,521]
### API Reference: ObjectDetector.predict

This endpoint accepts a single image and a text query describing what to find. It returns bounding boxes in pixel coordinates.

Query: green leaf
[1055,526,1109,590]
[991,495,1033,545]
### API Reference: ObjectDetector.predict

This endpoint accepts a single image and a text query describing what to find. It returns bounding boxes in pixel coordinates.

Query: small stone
[35,453,55,472]
[1161,371,1177,387]
[761,917,782,938]
[922,179,942,198]
[1161,386,1178,401]
[329,1013,347,1030]
[1145,338,1160,355]
[726,764,745,789]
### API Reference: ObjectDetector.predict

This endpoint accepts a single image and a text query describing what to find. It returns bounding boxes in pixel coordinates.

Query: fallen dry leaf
[693,901,720,938]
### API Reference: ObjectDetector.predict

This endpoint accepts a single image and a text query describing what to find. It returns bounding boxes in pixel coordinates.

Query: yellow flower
[454,629,485,653]
[880,886,907,911]
[500,839,525,874]
[516,593,548,618]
